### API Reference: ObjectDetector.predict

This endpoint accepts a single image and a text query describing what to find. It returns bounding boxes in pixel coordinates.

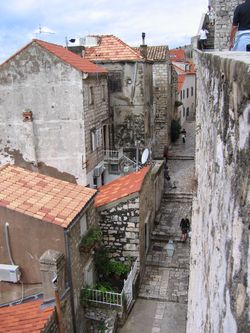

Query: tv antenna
[33,25,56,37]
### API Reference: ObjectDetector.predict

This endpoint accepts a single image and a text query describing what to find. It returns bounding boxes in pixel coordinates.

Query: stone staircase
[163,192,193,203]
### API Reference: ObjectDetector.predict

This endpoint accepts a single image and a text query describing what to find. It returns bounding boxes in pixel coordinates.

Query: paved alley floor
[118,121,195,333]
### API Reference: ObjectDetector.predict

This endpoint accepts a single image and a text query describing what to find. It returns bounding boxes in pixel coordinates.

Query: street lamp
[164,240,175,257]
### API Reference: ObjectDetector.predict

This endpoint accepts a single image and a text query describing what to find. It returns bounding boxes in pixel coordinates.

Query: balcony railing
[104,149,123,162]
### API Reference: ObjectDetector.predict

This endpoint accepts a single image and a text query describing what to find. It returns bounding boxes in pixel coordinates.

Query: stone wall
[97,61,153,157]
[67,202,97,332]
[212,0,244,50]
[187,50,250,333]
[152,61,172,158]
[97,162,164,270]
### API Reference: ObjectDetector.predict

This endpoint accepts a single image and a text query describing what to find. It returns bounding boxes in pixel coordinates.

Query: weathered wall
[96,61,153,156]
[187,51,250,333]
[152,62,172,157]
[97,162,164,270]
[67,202,97,333]
[98,195,141,262]
[0,42,109,186]
[0,207,65,283]
[212,0,244,50]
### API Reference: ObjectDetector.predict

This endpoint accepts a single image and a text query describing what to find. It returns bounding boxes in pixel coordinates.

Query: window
[109,163,119,174]
[89,87,94,105]
[183,90,185,99]
[90,128,102,152]
[102,85,106,101]
[187,107,189,117]
[108,71,122,92]
[80,215,87,236]
[187,88,189,98]
[180,91,182,100]
[191,87,194,96]
[183,107,185,117]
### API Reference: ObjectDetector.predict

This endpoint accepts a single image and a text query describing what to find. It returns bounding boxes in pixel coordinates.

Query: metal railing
[82,288,123,307]
[81,259,139,308]
[103,149,123,162]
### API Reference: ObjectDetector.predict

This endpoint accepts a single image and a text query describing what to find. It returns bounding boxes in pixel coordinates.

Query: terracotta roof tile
[1,39,107,74]
[0,300,54,332]
[0,165,96,228]
[169,49,186,62]
[84,35,143,62]
[95,166,150,207]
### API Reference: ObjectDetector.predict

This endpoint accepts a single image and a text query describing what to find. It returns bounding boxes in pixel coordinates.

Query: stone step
[163,192,193,202]
[167,155,194,160]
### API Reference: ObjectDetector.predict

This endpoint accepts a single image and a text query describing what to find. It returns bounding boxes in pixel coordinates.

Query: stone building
[139,46,177,158]
[69,35,154,162]
[187,50,249,332]
[0,39,110,188]
[170,49,196,125]
[95,162,164,273]
[0,164,98,332]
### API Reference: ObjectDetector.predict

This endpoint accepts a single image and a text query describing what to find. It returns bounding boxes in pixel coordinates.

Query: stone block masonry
[99,197,140,261]
[187,50,250,333]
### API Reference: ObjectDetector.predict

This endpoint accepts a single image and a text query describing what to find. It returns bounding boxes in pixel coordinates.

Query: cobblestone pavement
[118,121,195,333]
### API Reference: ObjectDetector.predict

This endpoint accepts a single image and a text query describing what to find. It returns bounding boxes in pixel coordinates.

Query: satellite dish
[141,148,149,165]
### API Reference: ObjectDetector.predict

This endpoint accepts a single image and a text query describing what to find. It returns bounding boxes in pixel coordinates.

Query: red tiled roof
[0,165,96,228]
[169,49,186,62]
[84,35,143,61]
[0,300,54,333]
[1,39,107,74]
[95,166,150,207]
[177,74,186,92]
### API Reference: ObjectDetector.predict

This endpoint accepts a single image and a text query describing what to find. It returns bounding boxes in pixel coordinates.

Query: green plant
[94,246,112,277]
[110,260,130,277]
[171,119,181,142]
[80,287,92,306]
[79,225,102,252]
[175,100,183,107]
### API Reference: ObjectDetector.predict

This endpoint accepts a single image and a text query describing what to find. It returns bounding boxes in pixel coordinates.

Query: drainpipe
[5,222,15,265]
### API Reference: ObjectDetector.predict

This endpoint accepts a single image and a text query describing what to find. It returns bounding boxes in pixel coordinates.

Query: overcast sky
[0,0,208,63]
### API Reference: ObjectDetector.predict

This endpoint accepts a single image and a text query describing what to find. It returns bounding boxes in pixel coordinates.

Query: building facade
[0,39,110,188]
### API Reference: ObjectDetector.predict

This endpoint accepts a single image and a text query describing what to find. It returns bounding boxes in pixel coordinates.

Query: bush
[79,225,102,252]
[171,119,181,142]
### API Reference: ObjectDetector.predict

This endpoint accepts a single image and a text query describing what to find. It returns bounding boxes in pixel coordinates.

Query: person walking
[229,0,250,51]
[199,27,209,50]
[180,218,190,242]
[181,128,187,143]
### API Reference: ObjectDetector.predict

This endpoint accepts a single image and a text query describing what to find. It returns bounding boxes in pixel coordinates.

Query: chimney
[140,32,147,59]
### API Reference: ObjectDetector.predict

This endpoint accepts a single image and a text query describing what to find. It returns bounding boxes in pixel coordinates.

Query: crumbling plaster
[0,43,108,186]
[187,51,250,333]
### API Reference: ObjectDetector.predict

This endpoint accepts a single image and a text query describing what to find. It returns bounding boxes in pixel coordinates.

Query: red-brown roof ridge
[1,39,107,74]
[84,35,143,61]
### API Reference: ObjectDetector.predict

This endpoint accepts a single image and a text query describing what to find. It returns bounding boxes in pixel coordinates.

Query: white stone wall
[178,74,196,125]
[187,51,250,333]
[0,43,109,186]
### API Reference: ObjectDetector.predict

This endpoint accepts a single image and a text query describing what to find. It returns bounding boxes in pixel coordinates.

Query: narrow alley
[118,121,195,333]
